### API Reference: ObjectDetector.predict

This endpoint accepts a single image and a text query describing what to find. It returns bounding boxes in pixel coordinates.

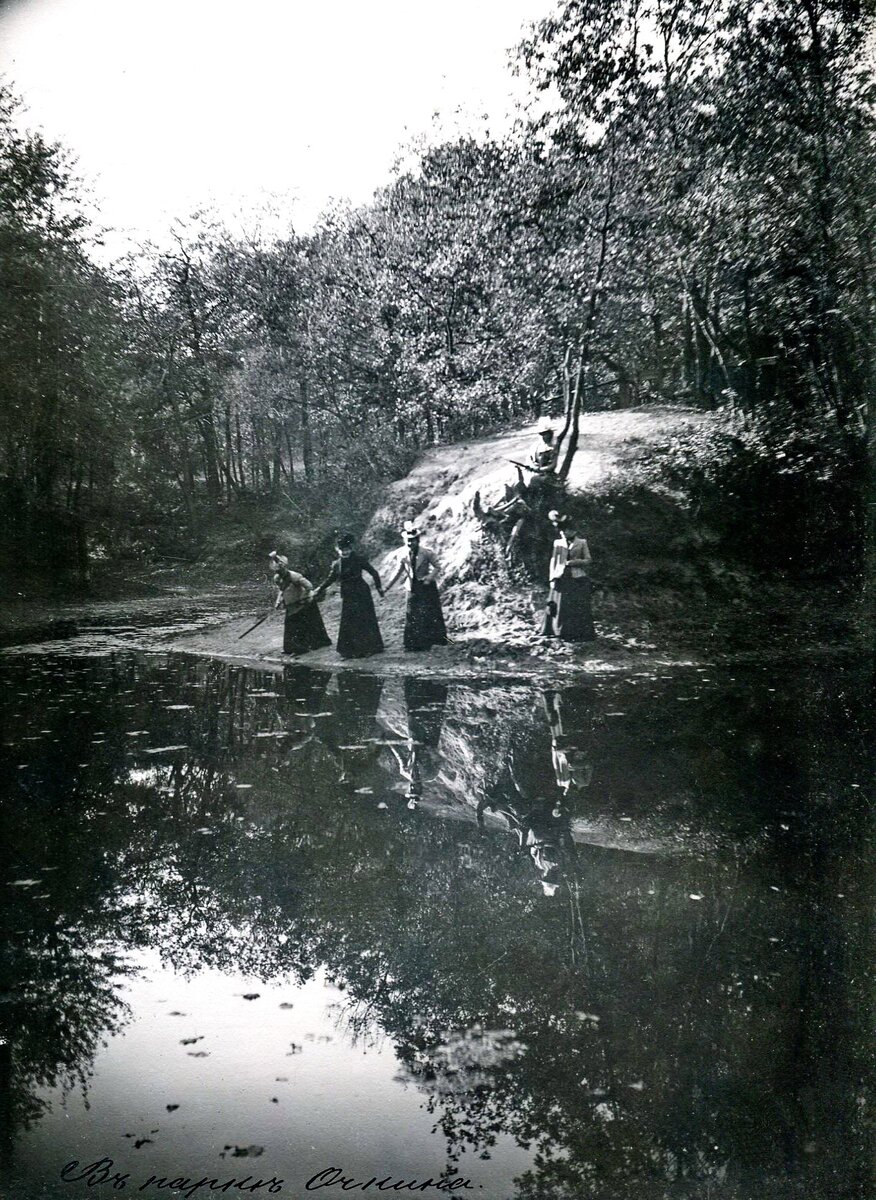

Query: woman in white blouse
[383,521,449,651]
[541,510,596,641]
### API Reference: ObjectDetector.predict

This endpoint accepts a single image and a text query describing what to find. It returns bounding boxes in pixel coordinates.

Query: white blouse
[549,534,591,583]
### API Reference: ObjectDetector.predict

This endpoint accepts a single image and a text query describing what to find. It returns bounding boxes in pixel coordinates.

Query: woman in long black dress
[383,522,448,651]
[313,533,384,659]
[271,559,332,655]
[541,512,596,641]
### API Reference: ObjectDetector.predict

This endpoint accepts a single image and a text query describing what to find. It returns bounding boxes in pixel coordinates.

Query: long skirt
[284,601,332,655]
[542,575,596,641]
[337,578,384,659]
[404,582,448,652]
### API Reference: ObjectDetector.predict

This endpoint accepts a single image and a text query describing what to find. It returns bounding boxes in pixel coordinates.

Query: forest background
[1,0,873,614]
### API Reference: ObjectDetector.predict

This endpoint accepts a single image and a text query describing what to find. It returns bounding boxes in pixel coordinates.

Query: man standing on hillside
[529,422,559,475]
[508,421,559,495]
[383,521,449,651]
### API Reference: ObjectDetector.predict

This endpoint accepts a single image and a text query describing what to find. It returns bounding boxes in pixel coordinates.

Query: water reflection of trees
[0,653,870,1198]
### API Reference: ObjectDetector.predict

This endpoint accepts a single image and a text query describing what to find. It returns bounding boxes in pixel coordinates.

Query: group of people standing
[266,420,596,661]
[269,520,448,661]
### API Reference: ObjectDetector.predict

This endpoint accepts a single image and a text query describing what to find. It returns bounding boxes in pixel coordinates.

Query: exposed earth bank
[169,408,857,678]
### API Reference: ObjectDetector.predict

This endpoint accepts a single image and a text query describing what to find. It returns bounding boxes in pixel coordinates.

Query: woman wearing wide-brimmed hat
[541,511,596,641]
[312,533,384,659]
[269,551,332,656]
[383,521,448,651]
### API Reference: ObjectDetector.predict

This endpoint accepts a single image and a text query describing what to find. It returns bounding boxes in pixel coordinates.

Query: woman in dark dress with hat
[313,534,385,659]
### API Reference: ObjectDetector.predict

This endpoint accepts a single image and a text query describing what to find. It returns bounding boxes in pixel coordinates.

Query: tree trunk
[300,378,313,480]
[558,357,586,482]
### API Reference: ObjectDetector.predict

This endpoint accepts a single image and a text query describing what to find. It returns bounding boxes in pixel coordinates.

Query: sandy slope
[174,407,719,675]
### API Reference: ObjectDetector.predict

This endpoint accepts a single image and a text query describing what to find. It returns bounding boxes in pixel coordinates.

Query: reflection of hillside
[0,653,870,1199]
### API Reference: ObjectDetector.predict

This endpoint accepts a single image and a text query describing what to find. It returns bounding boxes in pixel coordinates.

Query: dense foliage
[0,0,872,581]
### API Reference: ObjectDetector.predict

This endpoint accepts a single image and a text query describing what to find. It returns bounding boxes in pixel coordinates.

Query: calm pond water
[0,641,871,1200]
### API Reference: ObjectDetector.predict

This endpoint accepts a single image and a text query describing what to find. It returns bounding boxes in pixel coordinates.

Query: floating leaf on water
[575,1012,600,1024]
[376,802,388,810]
[278,1002,295,1010]
[134,1139,153,1149]
[355,787,373,794]
[166,1105,180,1112]
[167,1011,188,1017]
[235,784,253,790]
[8,880,40,887]
[166,705,193,711]
[180,1037,203,1045]
[187,1051,210,1058]
[240,993,260,1001]
[689,893,704,901]
[628,1080,645,1091]
[230,1146,264,1158]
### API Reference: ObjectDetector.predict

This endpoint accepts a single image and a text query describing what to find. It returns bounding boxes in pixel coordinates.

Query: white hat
[402,521,420,537]
[538,421,554,436]
[268,550,289,567]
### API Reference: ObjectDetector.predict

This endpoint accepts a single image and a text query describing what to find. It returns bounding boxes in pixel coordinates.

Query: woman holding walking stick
[269,550,331,656]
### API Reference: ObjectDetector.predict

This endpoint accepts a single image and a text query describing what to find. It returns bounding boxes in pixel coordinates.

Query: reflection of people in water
[385,677,449,809]
[323,673,386,785]
[477,759,575,896]
[280,668,385,783]
[543,689,594,811]
[280,666,333,752]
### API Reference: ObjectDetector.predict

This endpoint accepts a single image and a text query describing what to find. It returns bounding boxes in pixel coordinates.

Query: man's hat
[268,550,290,567]
[402,520,420,537]
[538,421,554,436]
[547,510,568,525]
